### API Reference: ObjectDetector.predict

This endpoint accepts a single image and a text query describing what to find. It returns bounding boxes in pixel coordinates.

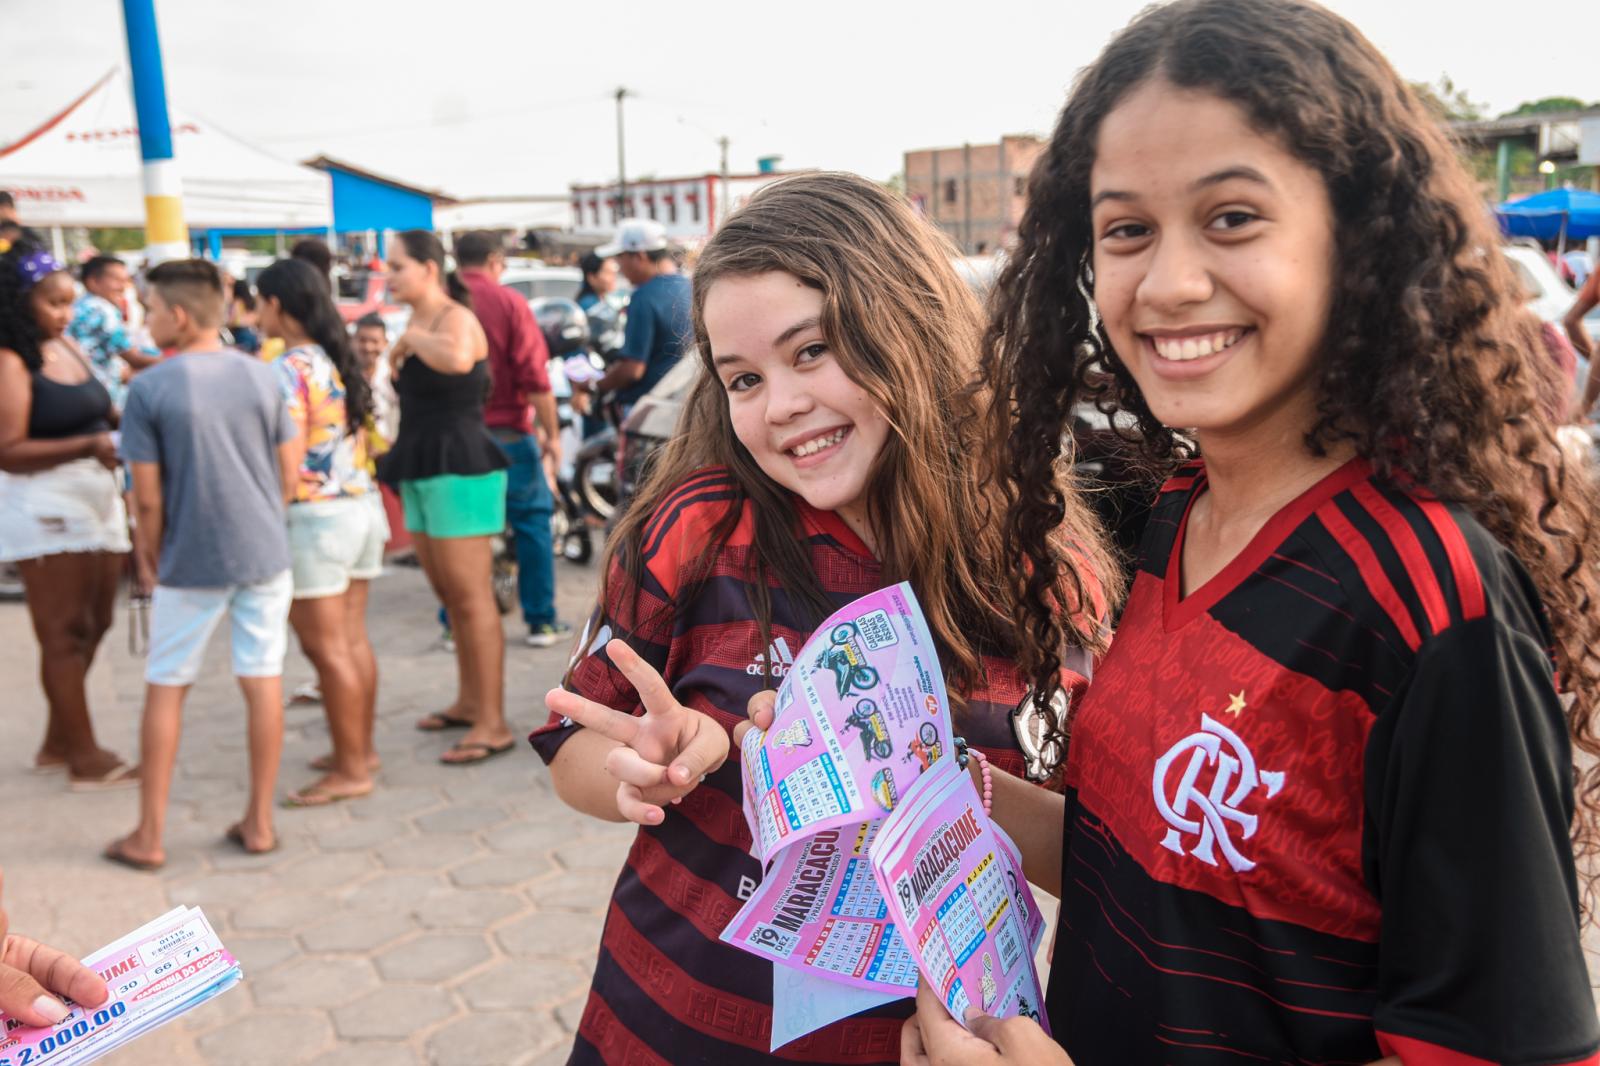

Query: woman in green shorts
[377,230,515,765]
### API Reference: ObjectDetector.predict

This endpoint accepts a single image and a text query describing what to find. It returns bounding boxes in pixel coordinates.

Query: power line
[256,91,612,145]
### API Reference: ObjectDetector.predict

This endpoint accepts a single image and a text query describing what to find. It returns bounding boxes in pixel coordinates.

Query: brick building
[904,135,1044,254]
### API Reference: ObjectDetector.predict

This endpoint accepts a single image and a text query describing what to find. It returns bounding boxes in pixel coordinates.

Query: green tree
[1500,96,1593,118]
[1410,76,1485,122]
[85,228,145,253]
[882,172,906,198]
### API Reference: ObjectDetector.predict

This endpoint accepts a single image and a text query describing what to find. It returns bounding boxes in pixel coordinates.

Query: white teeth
[791,429,847,458]
[1151,329,1244,362]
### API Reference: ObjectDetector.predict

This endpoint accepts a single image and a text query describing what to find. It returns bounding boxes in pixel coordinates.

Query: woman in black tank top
[0,239,135,787]
[378,230,515,766]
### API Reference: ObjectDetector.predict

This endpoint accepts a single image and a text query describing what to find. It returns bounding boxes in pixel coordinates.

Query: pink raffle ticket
[721,583,1050,1046]
[0,906,241,1066]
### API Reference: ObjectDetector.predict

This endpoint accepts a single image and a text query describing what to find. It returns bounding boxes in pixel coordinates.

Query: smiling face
[703,272,891,535]
[29,272,76,339]
[1090,80,1336,446]
[85,261,129,304]
[354,325,387,373]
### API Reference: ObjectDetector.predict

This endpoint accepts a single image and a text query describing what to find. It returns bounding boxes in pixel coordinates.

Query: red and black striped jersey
[1046,456,1600,1064]
[531,468,1066,1064]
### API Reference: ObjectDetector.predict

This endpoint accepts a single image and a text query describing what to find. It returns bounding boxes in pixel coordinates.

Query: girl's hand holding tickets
[546,640,731,825]
[903,978,1069,1066]
[735,689,777,748]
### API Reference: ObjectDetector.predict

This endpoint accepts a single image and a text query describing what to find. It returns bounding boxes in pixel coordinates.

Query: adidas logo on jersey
[747,637,796,677]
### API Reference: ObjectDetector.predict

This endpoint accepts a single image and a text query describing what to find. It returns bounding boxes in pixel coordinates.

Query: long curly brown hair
[987,0,1600,873]
[599,172,1116,719]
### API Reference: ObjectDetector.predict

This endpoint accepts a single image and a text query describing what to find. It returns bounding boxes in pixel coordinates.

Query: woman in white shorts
[257,259,387,806]
[0,240,134,787]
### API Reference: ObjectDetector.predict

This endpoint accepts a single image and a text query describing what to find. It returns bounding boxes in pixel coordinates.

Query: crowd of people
[0,214,694,861]
[7,0,1600,1062]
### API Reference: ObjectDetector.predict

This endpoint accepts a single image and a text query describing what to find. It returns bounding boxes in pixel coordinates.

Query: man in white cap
[593,219,691,414]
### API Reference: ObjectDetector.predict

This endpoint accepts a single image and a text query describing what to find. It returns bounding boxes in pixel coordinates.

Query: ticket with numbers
[0,906,241,1066]
[870,759,1049,1034]
[738,581,957,865]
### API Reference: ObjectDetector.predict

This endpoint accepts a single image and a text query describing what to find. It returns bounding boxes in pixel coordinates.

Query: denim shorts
[287,494,389,599]
[146,570,293,686]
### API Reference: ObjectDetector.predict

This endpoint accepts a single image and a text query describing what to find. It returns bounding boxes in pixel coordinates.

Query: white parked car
[1503,242,1577,324]
[497,265,582,303]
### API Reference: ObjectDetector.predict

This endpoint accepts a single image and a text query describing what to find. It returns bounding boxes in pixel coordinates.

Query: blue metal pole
[121,0,188,263]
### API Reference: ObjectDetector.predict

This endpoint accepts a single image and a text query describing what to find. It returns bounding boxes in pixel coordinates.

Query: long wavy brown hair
[986,0,1600,889]
[600,171,1116,717]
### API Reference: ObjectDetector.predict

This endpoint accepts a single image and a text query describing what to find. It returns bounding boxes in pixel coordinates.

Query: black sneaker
[525,621,574,648]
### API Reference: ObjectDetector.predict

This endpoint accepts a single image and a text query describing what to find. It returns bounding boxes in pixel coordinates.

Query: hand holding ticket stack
[0,907,241,1066]
[721,584,1049,1048]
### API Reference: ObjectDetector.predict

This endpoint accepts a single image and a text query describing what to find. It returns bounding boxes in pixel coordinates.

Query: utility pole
[718,135,730,230]
[122,0,188,263]
[615,87,629,220]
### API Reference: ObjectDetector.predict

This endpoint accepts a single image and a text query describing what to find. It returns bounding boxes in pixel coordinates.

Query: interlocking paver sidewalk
[1,559,624,1065]
[10,556,1600,1065]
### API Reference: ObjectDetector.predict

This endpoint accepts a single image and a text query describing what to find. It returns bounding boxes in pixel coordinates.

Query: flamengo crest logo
[1152,700,1283,873]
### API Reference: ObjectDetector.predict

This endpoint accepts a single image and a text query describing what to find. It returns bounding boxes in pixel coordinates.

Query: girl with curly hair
[536,171,1114,1064]
[904,1,1600,1063]
[0,239,134,789]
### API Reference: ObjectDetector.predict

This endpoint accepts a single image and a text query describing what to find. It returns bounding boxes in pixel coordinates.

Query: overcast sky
[1,0,1587,200]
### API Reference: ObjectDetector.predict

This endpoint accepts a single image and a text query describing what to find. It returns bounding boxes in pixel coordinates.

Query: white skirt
[0,457,131,562]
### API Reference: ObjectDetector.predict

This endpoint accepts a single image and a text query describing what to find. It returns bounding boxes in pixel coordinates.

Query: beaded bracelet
[954,738,994,816]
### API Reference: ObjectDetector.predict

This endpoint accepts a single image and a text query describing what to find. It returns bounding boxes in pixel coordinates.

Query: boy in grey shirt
[105,259,296,871]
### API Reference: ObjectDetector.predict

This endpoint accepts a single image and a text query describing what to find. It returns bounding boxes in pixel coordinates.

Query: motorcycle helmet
[532,298,589,358]
[585,298,624,357]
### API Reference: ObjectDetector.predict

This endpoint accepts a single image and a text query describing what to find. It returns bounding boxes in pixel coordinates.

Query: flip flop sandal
[282,782,374,809]
[416,712,474,732]
[30,757,68,776]
[103,840,164,873]
[69,761,140,792]
[289,682,323,706]
[439,740,515,766]
[224,823,281,856]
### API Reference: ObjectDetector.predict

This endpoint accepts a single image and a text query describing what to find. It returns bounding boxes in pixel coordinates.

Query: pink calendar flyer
[870,759,1050,1034]
[738,582,955,865]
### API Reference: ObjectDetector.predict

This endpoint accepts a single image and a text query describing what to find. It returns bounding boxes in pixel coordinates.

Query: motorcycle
[568,297,626,533]
[534,298,621,564]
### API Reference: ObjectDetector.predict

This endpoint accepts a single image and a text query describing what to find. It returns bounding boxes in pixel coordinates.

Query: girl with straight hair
[899,0,1600,1062]
[256,257,387,805]
[379,230,515,765]
[537,171,1115,1064]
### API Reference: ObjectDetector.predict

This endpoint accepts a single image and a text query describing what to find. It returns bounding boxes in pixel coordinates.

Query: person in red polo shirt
[454,232,570,647]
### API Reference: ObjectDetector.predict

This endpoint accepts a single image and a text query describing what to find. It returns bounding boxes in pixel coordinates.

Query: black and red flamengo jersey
[1046,457,1600,1065]
[530,468,1067,1065]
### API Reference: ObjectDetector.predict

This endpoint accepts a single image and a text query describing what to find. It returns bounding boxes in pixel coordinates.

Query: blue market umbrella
[1496,188,1600,245]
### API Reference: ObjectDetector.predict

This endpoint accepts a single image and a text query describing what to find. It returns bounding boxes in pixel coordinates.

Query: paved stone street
[7,552,1600,1064]
[1,557,622,1065]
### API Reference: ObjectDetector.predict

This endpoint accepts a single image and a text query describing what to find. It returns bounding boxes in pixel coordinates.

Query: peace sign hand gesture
[544,640,731,826]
